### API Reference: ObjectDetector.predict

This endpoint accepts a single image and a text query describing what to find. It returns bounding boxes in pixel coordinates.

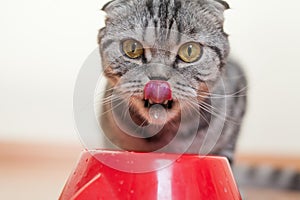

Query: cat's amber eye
[122,39,144,59]
[178,42,202,63]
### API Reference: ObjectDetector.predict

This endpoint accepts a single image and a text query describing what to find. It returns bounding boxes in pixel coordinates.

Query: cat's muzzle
[144,80,173,109]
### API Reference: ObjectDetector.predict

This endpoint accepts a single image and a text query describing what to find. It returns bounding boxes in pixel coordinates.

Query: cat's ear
[101,0,129,19]
[101,0,127,13]
[214,0,230,10]
[102,0,117,12]
[207,0,230,13]
[205,0,229,23]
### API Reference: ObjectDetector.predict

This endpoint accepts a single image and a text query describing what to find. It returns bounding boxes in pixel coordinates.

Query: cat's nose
[148,76,169,81]
[144,80,172,104]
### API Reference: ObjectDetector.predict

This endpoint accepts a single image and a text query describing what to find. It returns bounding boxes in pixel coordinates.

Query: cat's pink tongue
[144,80,172,104]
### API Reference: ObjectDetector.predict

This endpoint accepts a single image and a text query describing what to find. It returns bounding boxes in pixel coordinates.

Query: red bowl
[60,150,241,200]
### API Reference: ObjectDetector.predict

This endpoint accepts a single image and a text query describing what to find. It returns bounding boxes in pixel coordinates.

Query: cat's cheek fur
[103,67,122,86]
[197,82,210,102]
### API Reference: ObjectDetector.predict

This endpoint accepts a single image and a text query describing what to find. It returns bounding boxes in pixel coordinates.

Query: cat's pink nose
[144,80,172,104]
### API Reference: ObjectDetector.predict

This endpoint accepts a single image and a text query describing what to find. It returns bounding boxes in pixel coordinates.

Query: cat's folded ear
[214,0,230,10]
[102,0,128,12]
[205,0,230,23]
[206,0,230,13]
[101,0,130,19]
[102,0,117,12]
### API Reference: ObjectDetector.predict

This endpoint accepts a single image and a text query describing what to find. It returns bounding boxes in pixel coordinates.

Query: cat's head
[98,0,229,125]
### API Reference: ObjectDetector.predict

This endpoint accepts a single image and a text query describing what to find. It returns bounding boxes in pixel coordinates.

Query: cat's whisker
[122,97,133,120]
[183,99,211,126]
[179,98,212,127]
[167,116,179,130]
[199,109,211,126]
[184,98,233,124]
[95,96,124,107]
[181,98,199,114]
[94,86,122,97]
[199,85,248,98]
[96,95,122,104]
[133,117,148,135]
[96,90,133,104]
[98,92,133,117]
[99,100,126,117]
[199,102,240,125]
[198,93,247,99]
[199,100,222,113]
[198,104,225,121]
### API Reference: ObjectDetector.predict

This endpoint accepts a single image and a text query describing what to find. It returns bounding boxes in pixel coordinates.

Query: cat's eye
[122,39,144,59]
[178,42,202,63]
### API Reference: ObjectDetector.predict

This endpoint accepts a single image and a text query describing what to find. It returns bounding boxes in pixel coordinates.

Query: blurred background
[1,0,300,199]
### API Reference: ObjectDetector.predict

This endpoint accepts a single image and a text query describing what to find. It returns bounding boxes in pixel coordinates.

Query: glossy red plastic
[60,150,241,200]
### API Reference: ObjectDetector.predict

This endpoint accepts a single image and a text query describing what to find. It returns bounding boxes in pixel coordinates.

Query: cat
[97,0,247,164]
[96,0,300,191]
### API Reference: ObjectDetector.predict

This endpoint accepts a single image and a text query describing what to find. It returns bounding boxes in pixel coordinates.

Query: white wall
[0,0,106,144]
[226,1,300,155]
[1,0,300,155]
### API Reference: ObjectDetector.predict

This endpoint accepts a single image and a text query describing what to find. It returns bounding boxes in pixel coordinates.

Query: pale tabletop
[243,188,300,200]
[1,142,300,200]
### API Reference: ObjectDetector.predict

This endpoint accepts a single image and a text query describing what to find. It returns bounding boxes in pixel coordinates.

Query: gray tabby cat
[98,0,247,163]
[96,0,300,191]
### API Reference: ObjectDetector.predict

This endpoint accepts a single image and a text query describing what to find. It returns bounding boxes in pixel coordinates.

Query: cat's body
[98,0,247,163]
[95,0,300,191]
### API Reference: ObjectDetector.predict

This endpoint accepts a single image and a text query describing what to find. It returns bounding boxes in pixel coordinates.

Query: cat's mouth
[126,80,180,125]
[144,99,173,109]
[143,80,173,109]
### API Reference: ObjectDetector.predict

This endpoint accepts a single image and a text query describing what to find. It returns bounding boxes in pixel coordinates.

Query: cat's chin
[129,96,181,126]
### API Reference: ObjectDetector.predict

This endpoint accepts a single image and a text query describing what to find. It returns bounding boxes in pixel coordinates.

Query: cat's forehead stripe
[146,0,155,17]
[145,0,183,44]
